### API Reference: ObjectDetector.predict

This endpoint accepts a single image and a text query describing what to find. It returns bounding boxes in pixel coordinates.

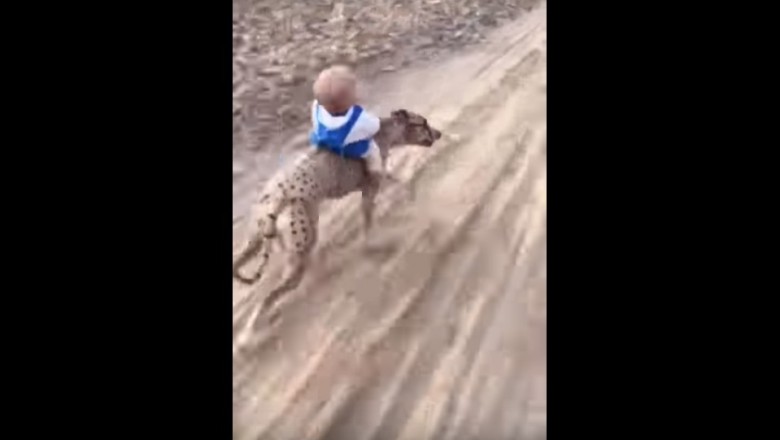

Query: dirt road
[233,3,546,439]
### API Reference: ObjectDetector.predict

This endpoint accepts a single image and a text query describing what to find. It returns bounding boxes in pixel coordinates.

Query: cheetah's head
[390,109,442,147]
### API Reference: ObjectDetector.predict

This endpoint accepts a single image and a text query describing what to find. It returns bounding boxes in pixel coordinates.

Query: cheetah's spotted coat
[233,109,442,314]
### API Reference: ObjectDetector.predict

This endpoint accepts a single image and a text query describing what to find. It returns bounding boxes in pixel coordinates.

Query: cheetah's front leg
[361,177,380,239]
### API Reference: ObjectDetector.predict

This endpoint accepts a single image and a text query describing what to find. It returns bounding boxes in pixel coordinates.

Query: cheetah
[233,109,442,314]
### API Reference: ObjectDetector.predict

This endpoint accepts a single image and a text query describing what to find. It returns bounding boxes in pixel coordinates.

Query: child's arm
[346,109,381,144]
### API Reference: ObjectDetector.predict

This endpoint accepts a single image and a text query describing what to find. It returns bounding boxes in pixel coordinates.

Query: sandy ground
[232,3,546,439]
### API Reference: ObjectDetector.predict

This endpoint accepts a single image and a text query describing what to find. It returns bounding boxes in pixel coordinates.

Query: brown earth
[233,0,538,157]
[233,2,546,439]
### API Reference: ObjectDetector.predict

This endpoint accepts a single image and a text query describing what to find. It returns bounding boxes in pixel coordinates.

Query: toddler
[309,65,385,181]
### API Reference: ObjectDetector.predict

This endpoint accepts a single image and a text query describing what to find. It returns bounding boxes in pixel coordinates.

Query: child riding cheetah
[309,65,385,183]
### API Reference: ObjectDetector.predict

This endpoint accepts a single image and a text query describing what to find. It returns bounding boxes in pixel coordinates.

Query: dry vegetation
[233,0,538,154]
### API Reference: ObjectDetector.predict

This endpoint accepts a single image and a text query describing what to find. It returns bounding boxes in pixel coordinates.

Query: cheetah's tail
[232,216,277,285]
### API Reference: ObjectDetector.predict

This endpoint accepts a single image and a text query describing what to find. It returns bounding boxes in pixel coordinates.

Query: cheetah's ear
[391,109,410,122]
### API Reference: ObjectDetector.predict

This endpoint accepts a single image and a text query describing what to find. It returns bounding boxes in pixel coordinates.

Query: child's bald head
[313,65,357,114]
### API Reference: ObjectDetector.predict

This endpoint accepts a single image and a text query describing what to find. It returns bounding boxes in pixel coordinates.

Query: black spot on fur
[290,221,295,227]
[292,230,297,235]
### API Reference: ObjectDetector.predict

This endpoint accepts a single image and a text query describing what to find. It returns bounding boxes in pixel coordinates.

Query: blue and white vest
[309,105,371,158]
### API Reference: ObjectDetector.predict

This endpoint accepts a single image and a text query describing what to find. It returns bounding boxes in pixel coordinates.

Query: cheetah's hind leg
[258,199,316,317]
